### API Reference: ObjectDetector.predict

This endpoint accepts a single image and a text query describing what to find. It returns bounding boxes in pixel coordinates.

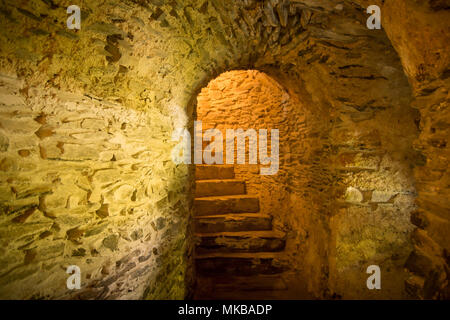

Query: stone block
[405,246,443,277]
[81,119,107,130]
[39,140,63,158]
[103,234,120,252]
[0,92,25,106]
[336,152,380,171]
[92,170,121,187]
[371,191,396,203]
[114,184,135,201]
[43,192,67,210]
[0,117,41,135]
[344,187,363,203]
[60,144,100,160]
[405,275,424,299]
[0,132,9,152]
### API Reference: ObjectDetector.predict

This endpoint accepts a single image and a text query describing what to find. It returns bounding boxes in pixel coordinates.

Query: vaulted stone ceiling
[0,0,407,108]
[1,0,446,106]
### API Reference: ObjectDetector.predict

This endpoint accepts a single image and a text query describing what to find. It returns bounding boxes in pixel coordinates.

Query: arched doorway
[191,70,331,299]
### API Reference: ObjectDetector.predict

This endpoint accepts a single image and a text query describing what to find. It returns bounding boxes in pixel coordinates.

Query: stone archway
[191,69,322,299]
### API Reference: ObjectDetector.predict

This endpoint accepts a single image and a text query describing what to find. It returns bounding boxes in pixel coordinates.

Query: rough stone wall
[0,73,192,299]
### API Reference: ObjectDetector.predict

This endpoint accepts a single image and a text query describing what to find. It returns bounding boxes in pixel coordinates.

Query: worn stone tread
[194,195,260,215]
[194,213,272,233]
[195,165,235,180]
[195,251,284,260]
[195,179,246,197]
[196,230,286,253]
[196,252,286,276]
[197,275,287,292]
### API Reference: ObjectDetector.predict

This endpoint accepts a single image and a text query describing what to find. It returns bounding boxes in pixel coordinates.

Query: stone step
[194,195,260,216]
[212,275,287,291]
[195,179,246,197]
[194,213,272,233]
[195,252,286,276]
[196,231,286,253]
[195,275,287,299]
[195,165,235,180]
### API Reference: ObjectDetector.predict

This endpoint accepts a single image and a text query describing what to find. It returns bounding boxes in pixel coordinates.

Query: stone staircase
[194,165,288,300]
